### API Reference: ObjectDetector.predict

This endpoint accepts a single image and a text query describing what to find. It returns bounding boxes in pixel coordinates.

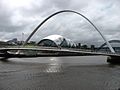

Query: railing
[0,46,120,56]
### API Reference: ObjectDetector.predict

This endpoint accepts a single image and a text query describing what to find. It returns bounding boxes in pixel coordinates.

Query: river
[0,56,120,90]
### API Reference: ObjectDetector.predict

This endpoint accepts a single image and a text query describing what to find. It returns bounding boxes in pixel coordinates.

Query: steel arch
[23,10,115,53]
[98,40,120,50]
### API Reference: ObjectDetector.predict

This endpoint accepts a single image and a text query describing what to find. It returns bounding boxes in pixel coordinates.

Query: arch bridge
[23,10,115,53]
[0,10,120,63]
[98,40,120,51]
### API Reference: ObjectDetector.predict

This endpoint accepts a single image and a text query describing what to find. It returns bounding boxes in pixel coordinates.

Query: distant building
[7,38,18,45]
[76,43,81,48]
[17,41,24,45]
[91,45,95,51]
[38,35,76,48]
[0,41,8,47]
[81,44,88,49]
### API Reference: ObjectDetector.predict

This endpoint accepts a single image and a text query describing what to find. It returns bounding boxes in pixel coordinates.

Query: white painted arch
[23,10,115,53]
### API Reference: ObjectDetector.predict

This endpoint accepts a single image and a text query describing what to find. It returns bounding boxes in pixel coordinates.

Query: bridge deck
[0,47,119,58]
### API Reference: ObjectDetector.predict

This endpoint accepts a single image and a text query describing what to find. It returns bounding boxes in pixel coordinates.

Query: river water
[0,56,120,90]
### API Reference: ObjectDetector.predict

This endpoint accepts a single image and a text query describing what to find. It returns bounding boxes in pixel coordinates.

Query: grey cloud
[0,1,12,27]
[50,0,72,9]
[0,0,120,46]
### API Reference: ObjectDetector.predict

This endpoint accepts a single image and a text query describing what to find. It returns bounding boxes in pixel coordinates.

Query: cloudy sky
[0,0,120,46]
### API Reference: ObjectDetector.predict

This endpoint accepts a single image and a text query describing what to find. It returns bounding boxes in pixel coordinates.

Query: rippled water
[0,56,120,90]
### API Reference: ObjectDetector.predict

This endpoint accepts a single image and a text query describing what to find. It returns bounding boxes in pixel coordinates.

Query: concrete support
[107,56,120,64]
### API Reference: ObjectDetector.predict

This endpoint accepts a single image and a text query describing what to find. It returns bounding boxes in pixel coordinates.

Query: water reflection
[0,56,120,90]
[45,57,63,73]
[5,57,64,73]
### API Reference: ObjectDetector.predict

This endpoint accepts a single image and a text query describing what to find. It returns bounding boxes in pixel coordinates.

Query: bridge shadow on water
[0,55,120,65]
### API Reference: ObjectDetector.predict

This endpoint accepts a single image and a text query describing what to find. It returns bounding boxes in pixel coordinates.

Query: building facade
[38,35,76,48]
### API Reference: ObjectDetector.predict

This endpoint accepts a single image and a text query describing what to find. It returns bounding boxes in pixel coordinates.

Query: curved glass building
[38,35,76,48]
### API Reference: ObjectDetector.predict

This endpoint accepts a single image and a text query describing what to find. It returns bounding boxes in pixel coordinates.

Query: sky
[0,0,120,46]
